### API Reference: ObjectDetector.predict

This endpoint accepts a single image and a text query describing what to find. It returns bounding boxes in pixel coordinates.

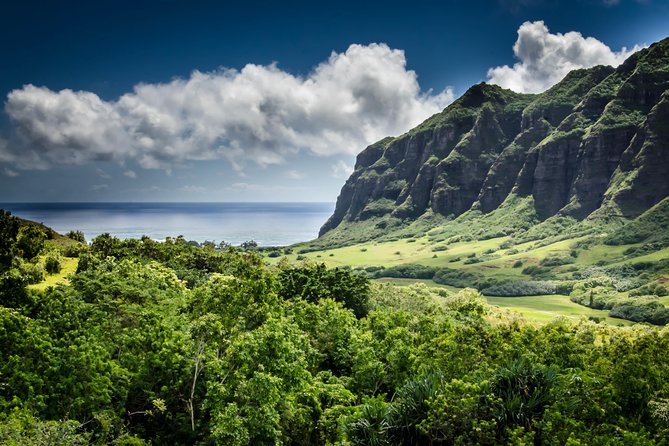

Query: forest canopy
[1,211,669,445]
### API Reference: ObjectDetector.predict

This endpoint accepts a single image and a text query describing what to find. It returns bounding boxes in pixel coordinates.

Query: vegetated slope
[4,218,669,444]
[319,37,669,246]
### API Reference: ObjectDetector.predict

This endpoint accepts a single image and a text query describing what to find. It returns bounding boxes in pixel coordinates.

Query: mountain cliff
[319,37,669,245]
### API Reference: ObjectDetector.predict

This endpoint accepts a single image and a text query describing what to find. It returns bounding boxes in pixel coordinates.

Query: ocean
[0,202,335,247]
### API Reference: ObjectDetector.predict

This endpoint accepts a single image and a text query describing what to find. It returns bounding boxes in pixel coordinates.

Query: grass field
[375,277,629,325]
[266,228,669,325]
[28,257,79,291]
[485,294,630,325]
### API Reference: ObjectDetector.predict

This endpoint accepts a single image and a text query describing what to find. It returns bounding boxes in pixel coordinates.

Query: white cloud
[2,43,454,171]
[181,185,206,193]
[286,170,304,180]
[96,168,112,179]
[487,21,644,93]
[90,184,109,191]
[123,169,137,178]
[331,160,354,178]
[3,168,19,177]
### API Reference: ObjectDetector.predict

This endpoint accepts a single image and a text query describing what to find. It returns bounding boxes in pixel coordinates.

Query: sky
[0,0,667,202]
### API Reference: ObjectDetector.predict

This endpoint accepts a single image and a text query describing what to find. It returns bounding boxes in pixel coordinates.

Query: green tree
[0,211,18,270]
[16,226,46,260]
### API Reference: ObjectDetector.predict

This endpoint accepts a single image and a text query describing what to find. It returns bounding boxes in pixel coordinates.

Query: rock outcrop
[320,37,669,238]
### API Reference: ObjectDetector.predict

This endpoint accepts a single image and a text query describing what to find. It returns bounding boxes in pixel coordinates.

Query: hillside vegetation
[3,211,669,444]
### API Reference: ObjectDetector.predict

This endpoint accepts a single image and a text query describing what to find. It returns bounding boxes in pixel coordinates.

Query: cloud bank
[487,21,643,93]
[2,44,453,171]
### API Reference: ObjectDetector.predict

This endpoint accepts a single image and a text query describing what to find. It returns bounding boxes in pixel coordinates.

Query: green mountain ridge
[319,37,669,246]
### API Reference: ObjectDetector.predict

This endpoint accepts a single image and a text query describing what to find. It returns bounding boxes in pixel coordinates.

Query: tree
[0,211,18,270]
[65,230,86,244]
[16,226,46,259]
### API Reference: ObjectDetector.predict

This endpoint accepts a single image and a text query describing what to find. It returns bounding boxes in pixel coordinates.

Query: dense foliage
[1,216,669,444]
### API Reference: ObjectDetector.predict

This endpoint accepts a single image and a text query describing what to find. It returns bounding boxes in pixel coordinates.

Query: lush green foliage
[1,225,669,444]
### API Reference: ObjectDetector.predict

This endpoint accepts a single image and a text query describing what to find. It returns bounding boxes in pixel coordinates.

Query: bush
[63,243,87,258]
[18,259,45,284]
[44,252,62,274]
[512,260,523,268]
[482,281,557,296]
[373,264,437,280]
[629,283,668,297]
[609,299,669,325]
[539,255,574,267]
[433,268,483,288]
[521,265,551,277]
[267,251,281,258]
[277,263,370,318]
[65,230,86,243]
[17,226,47,259]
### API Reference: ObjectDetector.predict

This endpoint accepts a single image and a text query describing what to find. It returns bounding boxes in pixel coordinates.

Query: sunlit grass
[28,257,79,291]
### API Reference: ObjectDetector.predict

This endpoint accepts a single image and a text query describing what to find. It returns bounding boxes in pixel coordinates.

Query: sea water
[0,202,335,246]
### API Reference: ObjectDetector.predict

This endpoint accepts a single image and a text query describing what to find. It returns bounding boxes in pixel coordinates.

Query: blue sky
[0,0,667,202]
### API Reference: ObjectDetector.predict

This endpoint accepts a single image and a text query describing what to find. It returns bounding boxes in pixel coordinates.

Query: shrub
[373,264,437,280]
[18,259,45,284]
[44,252,62,274]
[364,266,384,273]
[65,230,86,243]
[539,255,574,267]
[17,226,47,259]
[63,243,87,258]
[431,245,448,252]
[609,299,669,325]
[482,281,557,296]
[267,251,281,258]
[433,268,483,288]
[512,260,523,268]
[522,265,551,277]
[277,263,370,318]
[629,283,668,297]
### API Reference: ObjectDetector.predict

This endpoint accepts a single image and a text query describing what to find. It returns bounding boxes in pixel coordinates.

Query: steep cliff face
[320,37,669,240]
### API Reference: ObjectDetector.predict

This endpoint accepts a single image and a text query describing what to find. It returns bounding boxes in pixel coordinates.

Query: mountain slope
[320,37,669,246]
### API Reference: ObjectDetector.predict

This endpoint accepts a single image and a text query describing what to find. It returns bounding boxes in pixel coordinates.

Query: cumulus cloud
[2,44,453,171]
[123,169,137,178]
[90,184,109,191]
[487,21,644,93]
